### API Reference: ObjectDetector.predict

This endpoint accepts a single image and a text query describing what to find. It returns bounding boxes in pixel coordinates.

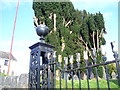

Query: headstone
[11,76,18,88]
[73,74,78,80]
[63,73,65,79]
[111,71,116,79]
[56,70,60,80]
[4,76,12,86]
[102,66,106,79]
[18,74,28,88]
[87,62,94,79]
[80,72,87,80]
[90,72,94,79]
[98,76,101,80]
[0,76,4,86]
[67,74,70,80]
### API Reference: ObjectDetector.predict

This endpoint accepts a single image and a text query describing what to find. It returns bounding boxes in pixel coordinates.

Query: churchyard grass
[56,79,119,88]
[0,73,8,76]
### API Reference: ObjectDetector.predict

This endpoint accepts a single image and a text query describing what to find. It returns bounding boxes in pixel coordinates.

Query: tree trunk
[93,31,95,49]
[97,30,99,50]
[54,14,56,32]
[79,36,86,47]
[61,37,65,52]
[99,28,104,38]
[65,20,73,27]
[63,17,65,26]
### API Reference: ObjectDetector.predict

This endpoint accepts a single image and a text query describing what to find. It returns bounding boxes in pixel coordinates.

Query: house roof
[0,51,17,61]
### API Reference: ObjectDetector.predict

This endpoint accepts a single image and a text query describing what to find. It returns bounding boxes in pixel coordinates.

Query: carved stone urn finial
[36,24,49,43]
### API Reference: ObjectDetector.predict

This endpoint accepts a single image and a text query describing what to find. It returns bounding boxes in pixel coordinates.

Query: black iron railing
[29,50,120,89]
[57,58,120,89]
[29,23,120,89]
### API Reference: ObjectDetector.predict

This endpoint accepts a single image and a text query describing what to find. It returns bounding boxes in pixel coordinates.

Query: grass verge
[56,79,119,89]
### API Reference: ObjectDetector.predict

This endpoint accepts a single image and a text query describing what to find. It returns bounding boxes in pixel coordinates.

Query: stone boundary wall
[0,74,28,89]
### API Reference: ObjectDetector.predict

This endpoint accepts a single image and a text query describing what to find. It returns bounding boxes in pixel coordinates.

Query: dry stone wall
[0,74,28,89]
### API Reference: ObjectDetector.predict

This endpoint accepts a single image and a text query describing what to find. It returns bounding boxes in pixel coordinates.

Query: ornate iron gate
[28,24,120,89]
[29,42,56,88]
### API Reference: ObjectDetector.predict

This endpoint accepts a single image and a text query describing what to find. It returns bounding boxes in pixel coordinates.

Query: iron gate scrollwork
[29,42,55,89]
[29,49,40,88]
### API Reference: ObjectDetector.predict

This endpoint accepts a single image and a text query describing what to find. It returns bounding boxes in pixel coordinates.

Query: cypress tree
[32,1,106,69]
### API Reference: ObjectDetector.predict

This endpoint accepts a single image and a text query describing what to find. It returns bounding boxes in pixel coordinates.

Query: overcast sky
[0,0,119,75]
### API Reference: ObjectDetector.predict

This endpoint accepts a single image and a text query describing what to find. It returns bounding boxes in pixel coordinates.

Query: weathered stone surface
[11,76,19,88]
[4,76,12,86]
[18,74,29,88]
[80,72,87,80]
[0,76,5,85]
[102,66,106,79]
[56,70,60,80]
[90,72,94,79]
[111,71,116,79]
[0,73,29,89]
[73,74,78,80]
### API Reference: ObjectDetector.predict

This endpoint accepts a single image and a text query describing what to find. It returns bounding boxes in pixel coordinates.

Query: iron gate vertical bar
[104,64,110,90]
[70,63,74,90]
[115,59,120,87]
[76,53,81,90]
[53,52,56,89]
[114,52,120,87]
[48,59,51,88]
[85,61,90,90]
[59,63,62,89]
[118,2,120,87]
[78,70,81,90]
[42,64,47,88]
[50,56,54,88]
[64,65,68,90]
[65,72,68,90]
[64,57,68,90]
[60,71,62,89]
[37,50,41,88]
[29,52,33,88]
[72,71,74,90]
[58,55,62,89]
[40,56,43,88]
[93,58,100,90]
[102,56,110,90]
[69,55,74,89]
[77,62,81,90]
[86,69,90,90]
[94,67,100,90]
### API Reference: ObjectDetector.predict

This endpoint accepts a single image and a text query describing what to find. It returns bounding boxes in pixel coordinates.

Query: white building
[0,51,17,75]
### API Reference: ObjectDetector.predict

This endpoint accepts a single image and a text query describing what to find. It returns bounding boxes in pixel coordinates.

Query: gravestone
[11,76,19,88]
[80,72,87,80]
[102,66,106,79]
[18,74,28,88]
[98,76,101,80]
[67,74,70,80]
[0,76,4,86]
[111,71,116,79]
[4,76,12,86]
[56,70,60,80]
[73,74,78,80]
[89,72,94,79]
[63,73,68,80]
[87,62,94,79]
